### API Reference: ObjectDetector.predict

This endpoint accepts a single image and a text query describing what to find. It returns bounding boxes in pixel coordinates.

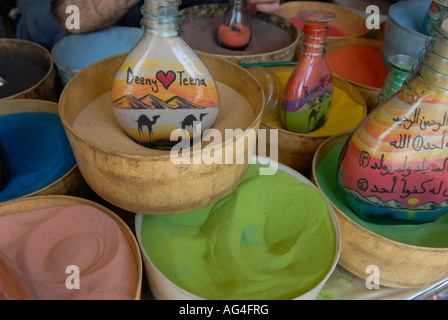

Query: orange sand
[218,23,251,49]
[325,46,389,88]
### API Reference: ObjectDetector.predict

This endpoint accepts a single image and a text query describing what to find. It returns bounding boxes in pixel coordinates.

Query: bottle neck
[413,14,448,94]
[300,22,328,57]
[222,0,249,27]
[298,11,334,57]
[141,0,182,36]
[229,0,246,10]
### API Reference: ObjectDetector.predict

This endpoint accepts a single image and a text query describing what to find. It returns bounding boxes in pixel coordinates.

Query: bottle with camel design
[112,0,220,150]
[337,11,448,224]
[280,10,335,133]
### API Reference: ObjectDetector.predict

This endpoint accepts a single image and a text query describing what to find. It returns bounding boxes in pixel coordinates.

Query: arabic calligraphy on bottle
[337,11,448,224]
[338,80,448,223]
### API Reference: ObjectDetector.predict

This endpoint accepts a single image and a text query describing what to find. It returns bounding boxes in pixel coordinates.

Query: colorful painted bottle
[338,12,448,224]
[280,10,335,133]
[377,54,416,105]
[0,136,9,191]
[112,0,220,150]
[423,0,448,35]
[217,0,252,50]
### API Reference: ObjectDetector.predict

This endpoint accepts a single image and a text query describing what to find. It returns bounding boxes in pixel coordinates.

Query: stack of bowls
[382,0,431,67]
[57,51,340,300]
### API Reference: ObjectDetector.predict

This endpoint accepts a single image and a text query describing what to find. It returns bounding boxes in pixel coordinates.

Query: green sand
[141,164,337,300]
[316,144,448,248]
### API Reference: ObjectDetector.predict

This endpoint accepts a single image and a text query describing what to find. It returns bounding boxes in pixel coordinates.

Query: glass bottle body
[337,17,448,224]
[112,0,220,150]
[280,10,335,133]
[217,0,252,50]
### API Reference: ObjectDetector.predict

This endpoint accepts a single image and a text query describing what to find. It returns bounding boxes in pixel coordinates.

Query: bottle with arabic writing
[112,0,220,150]
[337,11,448,224]
[280,10,335,133]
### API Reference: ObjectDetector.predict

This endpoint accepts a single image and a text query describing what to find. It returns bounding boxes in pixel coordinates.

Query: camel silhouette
[308,105,321,126]
[135,114,160,142]
[180,113,208,133]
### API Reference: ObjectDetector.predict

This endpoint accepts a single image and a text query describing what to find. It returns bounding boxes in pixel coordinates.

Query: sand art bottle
[424,0,448,35]
[377,54,416,105]
[0,136,9,191]
[280,10,335,133]
[112,0,220,149]
[217,0,252,50]
[338,13,448,224]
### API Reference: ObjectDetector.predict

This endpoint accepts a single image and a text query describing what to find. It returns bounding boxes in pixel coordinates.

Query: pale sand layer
[73,82,256,156]
[0,205,139,300]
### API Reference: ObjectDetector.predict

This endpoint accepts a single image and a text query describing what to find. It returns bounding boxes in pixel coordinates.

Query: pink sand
[0,204,138,300]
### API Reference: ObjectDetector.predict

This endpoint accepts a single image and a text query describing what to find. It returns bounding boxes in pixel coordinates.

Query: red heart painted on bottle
[156,70,176,90]
[319,77,326,88]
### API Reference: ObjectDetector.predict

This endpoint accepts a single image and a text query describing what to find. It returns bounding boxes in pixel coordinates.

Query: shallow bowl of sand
[135,155,341,300]
[325,37,386,112]
[0,39,57,102]
[0,99,89,204]
[312,133,448,288]
[0,195,142,299]
[181,4,301,65]
[59,53,264,215]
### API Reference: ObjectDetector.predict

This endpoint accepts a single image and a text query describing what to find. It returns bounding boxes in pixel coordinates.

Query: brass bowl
[59,53,264,215]
[312,133,448,288]
[0,99,87,203]
[181,4,301,64]
[0,195,143,299]
[0,39,57,102]
[326,37,385,112]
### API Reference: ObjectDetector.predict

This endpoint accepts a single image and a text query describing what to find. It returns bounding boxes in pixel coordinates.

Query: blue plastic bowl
[382,0,431,68]
[52,26,144,86]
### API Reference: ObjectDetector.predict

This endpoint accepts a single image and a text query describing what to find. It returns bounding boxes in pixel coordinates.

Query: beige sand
[73,82,255,156]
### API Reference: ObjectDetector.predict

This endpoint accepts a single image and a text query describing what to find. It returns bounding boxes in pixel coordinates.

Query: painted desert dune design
[113,93,218,110]
[112,93,219,147]
[283,90,332,112]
